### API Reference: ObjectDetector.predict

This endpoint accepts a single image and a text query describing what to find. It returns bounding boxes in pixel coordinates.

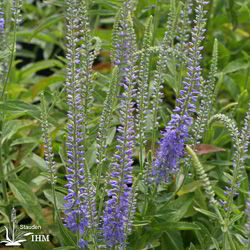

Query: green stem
[0,11,18,208]
[139,133,143,172]
[0,134,8,204]
[1,22,16,100]
[48,86,66,114]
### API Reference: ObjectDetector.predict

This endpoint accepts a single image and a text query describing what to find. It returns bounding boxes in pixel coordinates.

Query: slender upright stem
[0,131,8,204]
[0,7,18,207]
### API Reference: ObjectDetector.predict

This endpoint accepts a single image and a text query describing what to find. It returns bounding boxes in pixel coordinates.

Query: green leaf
[193,207,218,220]
[1,120,34,144]
[24,153,47,172]
[31,74,64,98]
[229,212,244,226]
[133,232,161,250]
[106,126,116,145]
[218,102,238,113]
[0,165,25,180]
[233,233,248,247]
[28,14,64,41]
[20,60,64,79]
[222,59,250,75]
[86,142,97,169]
[43,189,65,210]
[8,178,45,225]
[164,193,194,222]
[56,216,76,247]
[133,220,151,227]
[152,222,201,231]
[10,137,39,147]
[211,237,220,250]
[189,243,198,250]
[174,173,185,193]
[177,180,203,196]
[161,231,184,250]
[0,100,40,119]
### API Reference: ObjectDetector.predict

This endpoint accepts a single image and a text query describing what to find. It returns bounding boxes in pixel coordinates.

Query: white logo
[0,207,33,246]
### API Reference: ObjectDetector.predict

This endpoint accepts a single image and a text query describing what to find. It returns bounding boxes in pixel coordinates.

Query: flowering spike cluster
[96,66,119,166]
[208,114,245,214]
[135,16,152,170]
[193,38,218,144]
[111,10,121,65]
[112,1,137,71]
[78,1,97,147]
[0,4,8,94]
[165,0,178,45]
[150,32,167,157]
[40,93,57,184]
[240,103,250,158]
[174,0,208,120]
[176,0,192,55]
[186,145,219,207]
[0,6,5,84]
[150,0,187,162]
[153,128,186,183]
[153,0,209,183]
[150,2,180,179]
[103,2,137,247]
[0,9,4,33]
[161,0,183,71]
[12,0,23,25]
[175,0,193,73]
[64,0,96,247]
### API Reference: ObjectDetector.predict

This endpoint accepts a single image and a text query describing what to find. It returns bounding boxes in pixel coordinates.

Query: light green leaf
[43,189,65,210]
[189,243,198,250]
[193,207,218,220]
[222,59,250,75]
[8,178,45,225]
[28,14,64,41]
[106,126,116,145]
[152,222,201,231]
[177,180,203,196]
[0,100,40,119]
[1,120,34,144]
[31,74,64,98]
[10,137,39,147]
[20,60,64,79]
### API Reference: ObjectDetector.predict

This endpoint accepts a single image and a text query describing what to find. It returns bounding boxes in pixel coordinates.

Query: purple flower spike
[0,18,4,32]
[103,1,137,247]
[153,0,209,183]
[64,0,97,247]
[153,117,187,183]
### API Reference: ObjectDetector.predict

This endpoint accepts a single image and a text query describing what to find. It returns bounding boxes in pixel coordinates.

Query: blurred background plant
[0,0,249,249]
